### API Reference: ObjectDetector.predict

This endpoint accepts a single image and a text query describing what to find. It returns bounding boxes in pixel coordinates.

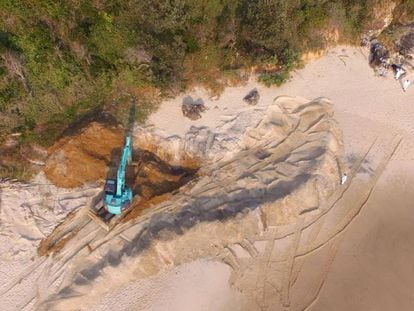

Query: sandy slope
[92,260,243,311]
[1,45,414,311]
[0,174,100,310]
[310,161,414,311]
[277,46,414,310]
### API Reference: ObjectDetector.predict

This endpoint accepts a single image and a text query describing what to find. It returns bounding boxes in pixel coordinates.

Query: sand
[309,161,414,311]
[1,45,414,311]
[91,260,244,311]
[130,45,414,310]
[0,173,100,310]
[33,92,343,310]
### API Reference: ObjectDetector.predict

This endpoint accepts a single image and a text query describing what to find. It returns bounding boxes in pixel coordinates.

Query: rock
[21,143,48,166]
[181,96,207,120]
[2,133,20,149]
[397,29,414,59]
[369,41,390,67]
[41,96,347,311]
[124,47,151,64]
[243,88,260,105]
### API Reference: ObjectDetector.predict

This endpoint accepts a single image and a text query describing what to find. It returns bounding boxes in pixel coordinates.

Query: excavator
[103,135,133,214]
[88,100,138,230]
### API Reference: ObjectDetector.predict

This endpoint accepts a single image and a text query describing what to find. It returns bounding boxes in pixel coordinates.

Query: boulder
[243,88,260,105]
[181,96,206,120]
[369,41,390,67]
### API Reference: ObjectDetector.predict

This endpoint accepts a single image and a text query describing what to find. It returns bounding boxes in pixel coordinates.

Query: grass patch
[0,163,34,181]
[259,70,290,87]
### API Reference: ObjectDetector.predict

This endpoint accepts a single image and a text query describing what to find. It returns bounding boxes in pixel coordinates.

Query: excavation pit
[38,146,199,256]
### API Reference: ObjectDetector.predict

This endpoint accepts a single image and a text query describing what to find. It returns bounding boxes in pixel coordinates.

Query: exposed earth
[1,45,414,311]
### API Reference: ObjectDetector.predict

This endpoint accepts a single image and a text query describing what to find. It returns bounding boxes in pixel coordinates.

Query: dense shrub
[0,0,393,146]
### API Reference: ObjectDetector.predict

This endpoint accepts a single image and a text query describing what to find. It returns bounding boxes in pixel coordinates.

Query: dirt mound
[44,122,123,188]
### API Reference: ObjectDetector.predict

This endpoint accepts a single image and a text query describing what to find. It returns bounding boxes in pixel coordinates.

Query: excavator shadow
[108,146,198,201]
[130,149,198,199]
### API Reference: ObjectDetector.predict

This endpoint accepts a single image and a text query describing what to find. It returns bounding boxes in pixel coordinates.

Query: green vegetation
[0,161,33,180]
[0,0,404,159]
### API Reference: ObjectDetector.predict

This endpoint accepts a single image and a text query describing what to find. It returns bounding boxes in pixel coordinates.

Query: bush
[259,71,290,87]
[0,163,33,181]
[257,46,299,87]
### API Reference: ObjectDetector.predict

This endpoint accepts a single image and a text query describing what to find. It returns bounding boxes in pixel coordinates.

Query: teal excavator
[89,100,137,229]
[103,135,133,214]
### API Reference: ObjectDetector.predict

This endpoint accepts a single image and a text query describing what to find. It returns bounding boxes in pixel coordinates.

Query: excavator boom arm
[116,135,132,196]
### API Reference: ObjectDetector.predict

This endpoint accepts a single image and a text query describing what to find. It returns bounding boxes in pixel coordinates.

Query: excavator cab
[104,179,117,195]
